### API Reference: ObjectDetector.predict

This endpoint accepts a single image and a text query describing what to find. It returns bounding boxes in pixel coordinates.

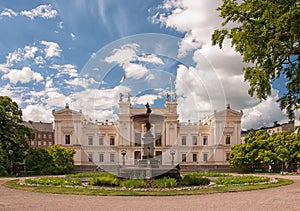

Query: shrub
[215,176,270,185]
[25,177,82,186]
[69,172,116,178]
[183,172,230,177]
[120,179,147,188]
[181,175,210,186]
[88,176,119,186]
[152,177,177,188]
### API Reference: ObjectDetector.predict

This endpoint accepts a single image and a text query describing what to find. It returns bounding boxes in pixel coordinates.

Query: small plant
[183,172,230,177]
[68,172,116,178]
[88,176,119,186]
[120,179,147,188]
[25,177,82,186]
[152,177,177,188]
[215,176,270,185]
[181,175,210,186]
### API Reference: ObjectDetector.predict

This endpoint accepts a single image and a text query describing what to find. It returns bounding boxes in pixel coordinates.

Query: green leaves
[212,0,300,119]
[229,130,300,171]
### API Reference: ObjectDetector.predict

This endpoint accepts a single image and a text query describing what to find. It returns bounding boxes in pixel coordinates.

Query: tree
[212,0,300,119]
[0,96,34,175]
[230,130,300,172]
[47,144,75,175]
[25,148,53,175]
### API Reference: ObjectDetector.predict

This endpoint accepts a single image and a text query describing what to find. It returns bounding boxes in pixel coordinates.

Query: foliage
[181,175,210,186]
[212,0,300,119]
[0,96,34,175]
[119,179,147,188]
[151,177,177,188]
[25,177,82,186]
[47,144,75,175]
[183,172,230,177]
[68,172,116,178]
[88,175,119,186]
[25,148,53,175]
[215,176,270,185]
[25,145,75,175]
[229,130,300,171]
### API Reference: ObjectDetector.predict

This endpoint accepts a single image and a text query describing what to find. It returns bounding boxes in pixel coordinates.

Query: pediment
[53,108,81,116]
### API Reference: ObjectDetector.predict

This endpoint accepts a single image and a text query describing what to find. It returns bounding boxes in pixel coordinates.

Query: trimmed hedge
[215,176,270,185]
[88,176,119,186]
[119,179,147,188]
[181,175,210,186]
[152,177,177,188]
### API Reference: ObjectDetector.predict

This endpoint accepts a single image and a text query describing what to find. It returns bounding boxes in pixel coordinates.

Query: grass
[3,177,293,196]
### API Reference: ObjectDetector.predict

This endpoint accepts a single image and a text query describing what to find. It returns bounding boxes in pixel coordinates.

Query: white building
[52,93,242,171]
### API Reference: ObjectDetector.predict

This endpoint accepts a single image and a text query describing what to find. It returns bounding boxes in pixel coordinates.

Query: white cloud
[122,62,148,80]
[0,8,17,18]
[22,104,54,123]
[6,48,23,65]
[138,54,164,65]
[64,77,97,88]
[20,4,58,20]
[50,64,78,77]
[23,46,38,59]
[34,56,46,65]
[132,94,159,106]
[70,33,76,40]
[242,90,288,129]
[3,67,43,84]
[105,43,139,64]
[41,41,61,58]
[153,0,288,128]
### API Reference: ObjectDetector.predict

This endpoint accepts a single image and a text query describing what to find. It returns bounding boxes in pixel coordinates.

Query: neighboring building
[52,94,242,171]
[265,121,294,135]
[22,121,54,148]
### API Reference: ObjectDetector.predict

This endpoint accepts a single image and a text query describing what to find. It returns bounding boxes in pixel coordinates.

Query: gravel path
[0,175,299,211]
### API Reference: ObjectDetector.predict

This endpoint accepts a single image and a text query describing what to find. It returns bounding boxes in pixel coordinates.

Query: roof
[22,121,53,132]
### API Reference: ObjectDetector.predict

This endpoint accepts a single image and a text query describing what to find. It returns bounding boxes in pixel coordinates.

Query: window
[192,136,197,145]
[49,134,52,139]
[99,153,104,162]
[181,153,187,162]
[43,141,47,146]
[65,135,70,144]
[88,153,93,162]
[203,136,208,145]
[88,136,93,145]
[31,140,35,146]
[38,141,41,146]
[226,135,230,145]
[110,153,115,162]
[193,153,197,162]
[43,134,47,139]
[203,153,208,162]
[134,151,141,165]
[109,136,115,145]
[181,136,186,146]
[155,133,162,146]
[99,136,104,145]
[226,153,230,161]
[135,133,141,146]
[38,133,41,138]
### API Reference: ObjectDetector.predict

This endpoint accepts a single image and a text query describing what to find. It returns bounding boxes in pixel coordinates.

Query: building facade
[52,94,242,170]
[22,121,54,148]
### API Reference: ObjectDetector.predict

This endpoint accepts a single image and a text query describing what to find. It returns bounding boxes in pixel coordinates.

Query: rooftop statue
[145,102,152,114]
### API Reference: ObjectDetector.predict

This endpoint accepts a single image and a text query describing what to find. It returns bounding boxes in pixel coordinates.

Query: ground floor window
[99,153,104,162]
[181,153,187,162]
[193,153,197,162]
[203,153,208,162]
[65,135,70,144]
[88,153,93,162]
[110,153,115,162]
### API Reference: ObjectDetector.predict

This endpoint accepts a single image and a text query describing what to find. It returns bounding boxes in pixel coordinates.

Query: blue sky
[0,0,288,129]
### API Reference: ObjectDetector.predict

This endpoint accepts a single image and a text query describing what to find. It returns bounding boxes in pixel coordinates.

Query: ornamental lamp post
[281,149,285,175]
[170,150,175,166]
[121,150,126,166]
[8,150,13,175]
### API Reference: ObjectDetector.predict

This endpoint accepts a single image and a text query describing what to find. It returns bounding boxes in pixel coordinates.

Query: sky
[0,0,289,130]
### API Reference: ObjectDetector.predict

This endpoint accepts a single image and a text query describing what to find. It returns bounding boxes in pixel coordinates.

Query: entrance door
[134,151,141,165]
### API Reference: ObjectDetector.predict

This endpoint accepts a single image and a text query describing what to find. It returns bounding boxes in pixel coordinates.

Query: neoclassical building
[52,93,242,172]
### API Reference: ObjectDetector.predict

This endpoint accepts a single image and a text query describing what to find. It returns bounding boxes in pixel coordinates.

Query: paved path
[0,175,299,211]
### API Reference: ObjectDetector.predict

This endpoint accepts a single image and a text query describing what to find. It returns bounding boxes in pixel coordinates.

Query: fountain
[118,103,180,179]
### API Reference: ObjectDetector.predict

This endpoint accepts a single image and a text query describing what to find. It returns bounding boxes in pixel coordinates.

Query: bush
[183,172,230,177]
[215,176,270,185]
[152,177,177,188]
[88,176,119,186]
[25,177,82,186]
[120,179,147,188]
[69,172,116,178]
[181,175,210,186]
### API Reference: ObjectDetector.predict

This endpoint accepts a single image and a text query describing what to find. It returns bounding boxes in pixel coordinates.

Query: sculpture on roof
[145,102,152,114]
